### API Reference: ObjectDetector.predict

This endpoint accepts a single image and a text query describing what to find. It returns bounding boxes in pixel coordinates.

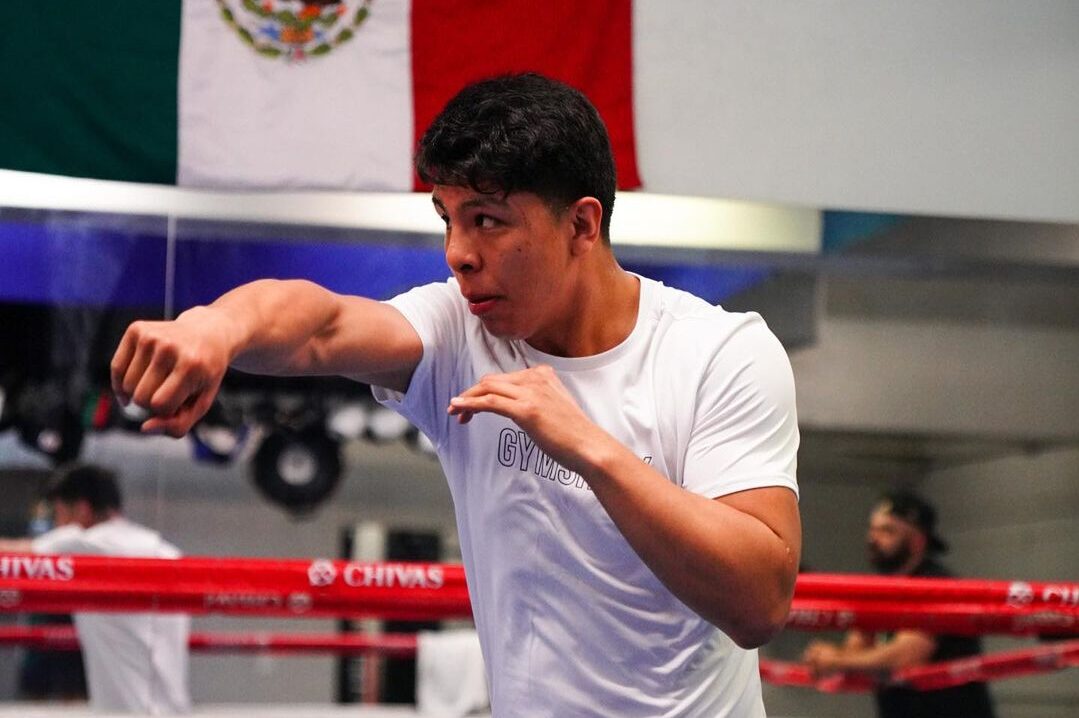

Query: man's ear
[568,197,603,256]
[908,530,928,557]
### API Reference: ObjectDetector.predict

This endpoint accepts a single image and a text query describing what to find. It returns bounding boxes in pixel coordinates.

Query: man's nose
[445,232,480,274]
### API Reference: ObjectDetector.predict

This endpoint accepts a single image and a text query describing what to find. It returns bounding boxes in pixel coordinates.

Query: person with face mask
[0,464,191,715]
[802,490,997,718]
[14,500,89,704]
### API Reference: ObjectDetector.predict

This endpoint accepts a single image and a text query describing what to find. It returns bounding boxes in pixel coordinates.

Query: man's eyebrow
[461,196,509,210]
[431,194,510,213]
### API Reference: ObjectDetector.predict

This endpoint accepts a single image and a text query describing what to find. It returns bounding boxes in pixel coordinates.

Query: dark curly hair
[415,73,617,241]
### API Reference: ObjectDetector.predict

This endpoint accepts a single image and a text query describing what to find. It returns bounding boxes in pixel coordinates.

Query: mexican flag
[0,1,639,191]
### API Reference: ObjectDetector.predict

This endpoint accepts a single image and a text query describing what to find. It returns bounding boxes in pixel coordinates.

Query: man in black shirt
[802,490,996,718]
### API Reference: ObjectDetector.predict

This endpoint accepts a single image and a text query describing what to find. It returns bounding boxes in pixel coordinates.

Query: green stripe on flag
[0,4,181,184]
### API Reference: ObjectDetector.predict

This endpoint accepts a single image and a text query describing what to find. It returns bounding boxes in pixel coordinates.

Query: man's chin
[869,556,906,575]
[869,551,890,572]
[480,318,526,341]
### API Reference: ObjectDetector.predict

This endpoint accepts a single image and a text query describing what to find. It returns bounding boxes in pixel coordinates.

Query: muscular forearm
[113,278,421,435]
[201,279,421,384]
[582,437,800,649]
[833,632,936,672]
[193,279,344,375]
[805,631,935,678]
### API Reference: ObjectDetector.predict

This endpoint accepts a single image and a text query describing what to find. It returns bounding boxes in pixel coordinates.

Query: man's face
[50,499,93,529]
[866,508,916,574]
[432,185,578,346]
[51,500,77,528]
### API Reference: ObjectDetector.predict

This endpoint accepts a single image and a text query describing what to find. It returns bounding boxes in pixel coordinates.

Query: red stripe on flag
[410,0,640,191]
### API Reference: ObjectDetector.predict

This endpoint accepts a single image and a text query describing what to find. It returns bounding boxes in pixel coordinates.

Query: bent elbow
[725,600,792,650]
[728,620,783,650]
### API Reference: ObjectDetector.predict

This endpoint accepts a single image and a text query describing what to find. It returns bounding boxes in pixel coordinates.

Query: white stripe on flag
[178,0,413,191]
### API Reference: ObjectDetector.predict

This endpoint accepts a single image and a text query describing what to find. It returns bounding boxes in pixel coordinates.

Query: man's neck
[80,511,120,530]
[899,551,928,576]
[526,262,640,357]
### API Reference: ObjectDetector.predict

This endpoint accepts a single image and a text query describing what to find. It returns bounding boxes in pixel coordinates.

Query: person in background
[15,499,88,704]
[0,463,191,714]
[802,490,996,718]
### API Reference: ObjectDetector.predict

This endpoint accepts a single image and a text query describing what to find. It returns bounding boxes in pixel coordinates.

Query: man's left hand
[447,365,613,477]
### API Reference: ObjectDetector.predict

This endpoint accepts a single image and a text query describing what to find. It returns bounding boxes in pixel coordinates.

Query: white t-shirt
[33,517,191,715]
[374,275,799,717]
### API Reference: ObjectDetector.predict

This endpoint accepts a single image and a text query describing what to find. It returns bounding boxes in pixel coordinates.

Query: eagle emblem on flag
[216,0,373,62]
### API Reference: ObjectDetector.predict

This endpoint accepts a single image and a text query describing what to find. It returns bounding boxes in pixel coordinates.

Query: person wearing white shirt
[1,463,191,715]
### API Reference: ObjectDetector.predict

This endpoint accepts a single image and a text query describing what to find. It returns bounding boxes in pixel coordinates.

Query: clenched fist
[110,307,238,437]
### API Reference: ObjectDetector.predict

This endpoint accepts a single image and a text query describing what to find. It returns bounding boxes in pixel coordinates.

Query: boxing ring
[1,554,1076,715]
[0,706,430,718]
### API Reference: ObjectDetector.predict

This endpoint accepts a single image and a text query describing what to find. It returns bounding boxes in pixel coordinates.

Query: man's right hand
[802,640,844,678]
[110,307,239,437]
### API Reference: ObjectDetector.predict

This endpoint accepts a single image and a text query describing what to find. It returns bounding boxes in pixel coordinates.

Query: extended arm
[111,279,422,436]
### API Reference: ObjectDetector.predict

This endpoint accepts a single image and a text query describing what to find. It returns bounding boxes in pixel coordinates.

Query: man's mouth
[465,294,499,316]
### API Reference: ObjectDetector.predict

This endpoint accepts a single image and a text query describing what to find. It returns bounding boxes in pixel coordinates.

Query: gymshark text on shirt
[496,427,652,491]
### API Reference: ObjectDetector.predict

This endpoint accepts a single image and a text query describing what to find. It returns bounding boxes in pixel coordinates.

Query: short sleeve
[682,317,799,500]
[371,280,466,444]
[31,525,98,555]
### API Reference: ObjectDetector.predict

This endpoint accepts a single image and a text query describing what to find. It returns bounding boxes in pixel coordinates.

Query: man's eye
[475,214,498,229]
[437,214,450,227]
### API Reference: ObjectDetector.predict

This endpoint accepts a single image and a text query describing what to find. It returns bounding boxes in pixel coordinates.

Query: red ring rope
[795,573,1079,610]
[1,625,1073,694]
[0,553,470,620]
[0,625,418,657]
[758,639,1079,693]
[1,554,1076,635]
[786,598,1078,636]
